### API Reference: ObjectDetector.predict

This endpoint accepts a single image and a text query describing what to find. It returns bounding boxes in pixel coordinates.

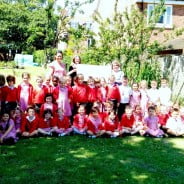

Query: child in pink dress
[72,105,88,135]
[139,80,149,116]
[98,77,108,112]
[144,106,164,138]
[130,83,141,109]
[12,108,24,135]
[17,72,33,112]
[87,107,105,138]
[0,112,18,144]
[53,77,72,117]
[55,108,73,136]
[132,105,147,135]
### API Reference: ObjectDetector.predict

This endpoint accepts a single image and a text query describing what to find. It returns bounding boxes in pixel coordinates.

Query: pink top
[144,116,159,130]
[130,91,141,108]
[48,60,66,78]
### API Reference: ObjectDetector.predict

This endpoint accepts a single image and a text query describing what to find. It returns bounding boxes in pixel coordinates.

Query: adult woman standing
[48,51,67,79]
[67,55,81,86]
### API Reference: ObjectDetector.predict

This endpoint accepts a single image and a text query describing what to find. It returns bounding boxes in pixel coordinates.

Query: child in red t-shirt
[72,105,88,135]
[20,107,39,137]
[38,109,57,136]
[55,108,73,136]
[119,105,135,135]
[103,110,119,138]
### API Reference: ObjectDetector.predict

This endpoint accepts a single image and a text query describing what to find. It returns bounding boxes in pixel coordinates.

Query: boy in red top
[72,74,88,115]
[4,75,18,112]
[72,104,88,135]
[55,108,73,136]
[119,105,135,135]
[106,75,120,112]
[38,109,57,136]
[20,107,39,137]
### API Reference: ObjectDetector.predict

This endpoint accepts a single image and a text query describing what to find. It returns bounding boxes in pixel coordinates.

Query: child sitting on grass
[37,109,57,136]
[119,105,135,135]
[103,110,119,138]
[72,105,88,135]
[87,107,105,138]
[144,106,164,138]
[166,108,184,137]
[20,106,39,137]
[0,111,18,144]
[55,108,73,136]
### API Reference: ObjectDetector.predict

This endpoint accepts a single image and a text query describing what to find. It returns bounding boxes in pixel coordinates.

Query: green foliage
[90,0,166,84]
[33,50,45,66]
[0,61,16,68]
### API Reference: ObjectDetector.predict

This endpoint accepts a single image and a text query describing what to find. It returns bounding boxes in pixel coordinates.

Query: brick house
[134,0,184,52]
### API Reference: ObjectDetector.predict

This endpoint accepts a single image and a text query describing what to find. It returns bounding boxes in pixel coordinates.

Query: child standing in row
[18,72,33,112]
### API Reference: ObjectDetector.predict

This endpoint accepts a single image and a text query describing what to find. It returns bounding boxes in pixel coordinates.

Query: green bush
[33,50,45,66]
[0,61,16,68]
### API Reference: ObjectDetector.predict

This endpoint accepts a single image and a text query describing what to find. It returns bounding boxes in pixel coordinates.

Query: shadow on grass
[0,136,184,184]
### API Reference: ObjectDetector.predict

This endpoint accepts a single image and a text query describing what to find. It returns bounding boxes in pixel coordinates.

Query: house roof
[135,0,184,5]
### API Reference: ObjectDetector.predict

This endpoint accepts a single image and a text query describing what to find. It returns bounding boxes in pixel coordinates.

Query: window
[147,4,173,28]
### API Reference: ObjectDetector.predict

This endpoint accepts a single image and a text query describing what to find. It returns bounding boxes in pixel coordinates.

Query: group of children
[0,60,184,145]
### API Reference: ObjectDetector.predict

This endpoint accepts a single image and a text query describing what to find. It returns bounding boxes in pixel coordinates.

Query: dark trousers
[118,103,129,121]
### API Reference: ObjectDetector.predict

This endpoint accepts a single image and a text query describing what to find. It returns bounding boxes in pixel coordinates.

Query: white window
[147,4,173,28]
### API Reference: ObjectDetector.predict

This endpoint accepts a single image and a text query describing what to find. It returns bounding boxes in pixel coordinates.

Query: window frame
[147,4,173,29]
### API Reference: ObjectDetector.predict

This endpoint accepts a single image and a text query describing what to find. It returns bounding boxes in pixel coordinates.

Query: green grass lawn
[0,136,184,184]
[0,67,49,86]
